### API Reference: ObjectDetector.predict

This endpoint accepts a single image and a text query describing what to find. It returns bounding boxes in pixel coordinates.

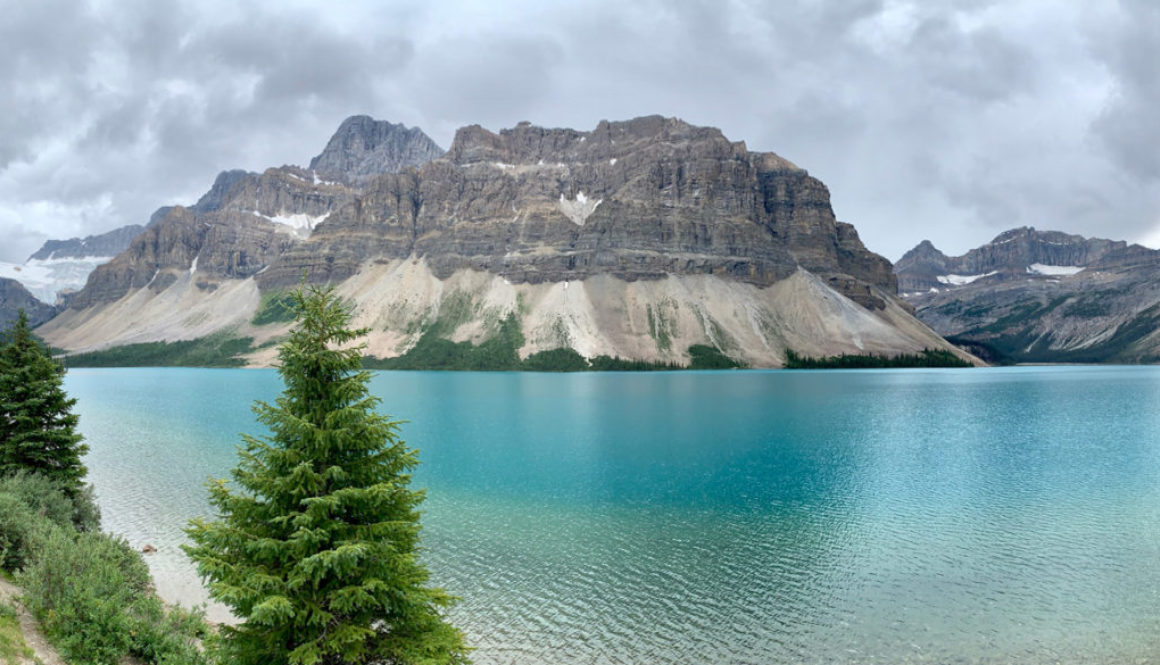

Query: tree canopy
[185,286,469,665]
[0,310,88,495]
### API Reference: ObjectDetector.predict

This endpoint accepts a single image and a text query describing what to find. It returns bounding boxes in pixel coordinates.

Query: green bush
[19,525,209,665]
[0,473,100,571]
[0,494,37,571]
[20,526,146,664]
[128,601,210,665]
[0,472,100,532]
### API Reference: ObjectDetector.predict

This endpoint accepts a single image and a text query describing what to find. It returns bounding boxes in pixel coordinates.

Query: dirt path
[0,577,66,665]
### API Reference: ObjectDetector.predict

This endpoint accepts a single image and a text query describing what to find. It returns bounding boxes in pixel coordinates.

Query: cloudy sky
[1,0,1157,264]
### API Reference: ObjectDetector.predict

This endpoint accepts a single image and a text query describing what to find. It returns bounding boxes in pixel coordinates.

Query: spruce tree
[185,286,469,665]
[0,310,88,495]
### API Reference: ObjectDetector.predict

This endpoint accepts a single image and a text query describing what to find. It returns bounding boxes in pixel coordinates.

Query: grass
[784,348,973,369]
[0,603,34,665]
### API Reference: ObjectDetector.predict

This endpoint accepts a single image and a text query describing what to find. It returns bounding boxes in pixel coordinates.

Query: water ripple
[66,366,1160,664]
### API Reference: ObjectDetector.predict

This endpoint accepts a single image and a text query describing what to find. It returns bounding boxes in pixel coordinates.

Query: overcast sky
[2,0,1157,264]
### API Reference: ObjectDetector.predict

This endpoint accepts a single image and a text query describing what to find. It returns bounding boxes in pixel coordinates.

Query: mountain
[895,227,1160,363]
[0,277,57,329]
[39,115,970,368]
[0,225,143,306]
[308,116,446,184]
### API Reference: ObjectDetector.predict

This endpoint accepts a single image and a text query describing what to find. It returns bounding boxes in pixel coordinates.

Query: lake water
[66,367,1160,664]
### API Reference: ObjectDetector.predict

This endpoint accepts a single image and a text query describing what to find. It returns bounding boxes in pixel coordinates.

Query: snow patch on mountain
[1028,264,1084,276]
[936,271,998,286]
[0,256,114,304]
[251,211,331,238]
[557,192,602,226]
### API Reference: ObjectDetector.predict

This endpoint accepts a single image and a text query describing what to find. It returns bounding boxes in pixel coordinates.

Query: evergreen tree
[185,286,469,665]
[0,310,88,495]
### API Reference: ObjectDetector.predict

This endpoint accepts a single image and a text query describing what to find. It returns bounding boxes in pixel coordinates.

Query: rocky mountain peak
[894,226,1156,294]
[192,169,251,213]
[28,225,144,262]
[308,116,445,183]
[897,227,1160,364]
[898,240,945,262]
[894,240,949,291]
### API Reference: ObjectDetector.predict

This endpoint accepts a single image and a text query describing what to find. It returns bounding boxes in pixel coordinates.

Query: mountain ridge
[39,115,971,368]
[895,228,1160,363]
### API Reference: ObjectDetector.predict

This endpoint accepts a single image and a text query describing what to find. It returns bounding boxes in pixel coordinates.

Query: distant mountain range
[0,225,143,328]
[895,227,1160,363]
[32,114,966,368]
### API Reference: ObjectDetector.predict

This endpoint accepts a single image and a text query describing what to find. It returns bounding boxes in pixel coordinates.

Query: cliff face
[896,229,1160,363]
[42,115,966,367]
[265,117,895,304]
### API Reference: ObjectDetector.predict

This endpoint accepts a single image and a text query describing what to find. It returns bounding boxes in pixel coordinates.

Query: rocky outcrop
[44,115,969,367]
[308,116,445,184]
[897,228,1160,363]
[0,277,56,329]
[28,225,144,262]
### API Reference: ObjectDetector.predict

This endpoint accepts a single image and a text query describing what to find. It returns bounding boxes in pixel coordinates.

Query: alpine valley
[36,115,970,368]
[895,227,1160,364]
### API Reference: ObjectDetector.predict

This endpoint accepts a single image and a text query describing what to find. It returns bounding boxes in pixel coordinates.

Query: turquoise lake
[65,367,1160,664]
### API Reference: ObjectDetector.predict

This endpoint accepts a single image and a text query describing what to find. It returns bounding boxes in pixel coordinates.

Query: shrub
[19,525,209,665]
[0,494,37,571]
[19,526,146,664]
[0,471,100,532]
[0,472,100,571]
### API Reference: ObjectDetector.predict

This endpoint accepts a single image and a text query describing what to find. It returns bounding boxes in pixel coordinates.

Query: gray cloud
[1,0,1158,265]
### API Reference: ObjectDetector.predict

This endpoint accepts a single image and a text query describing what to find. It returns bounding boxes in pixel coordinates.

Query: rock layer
[262,116,895,305]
